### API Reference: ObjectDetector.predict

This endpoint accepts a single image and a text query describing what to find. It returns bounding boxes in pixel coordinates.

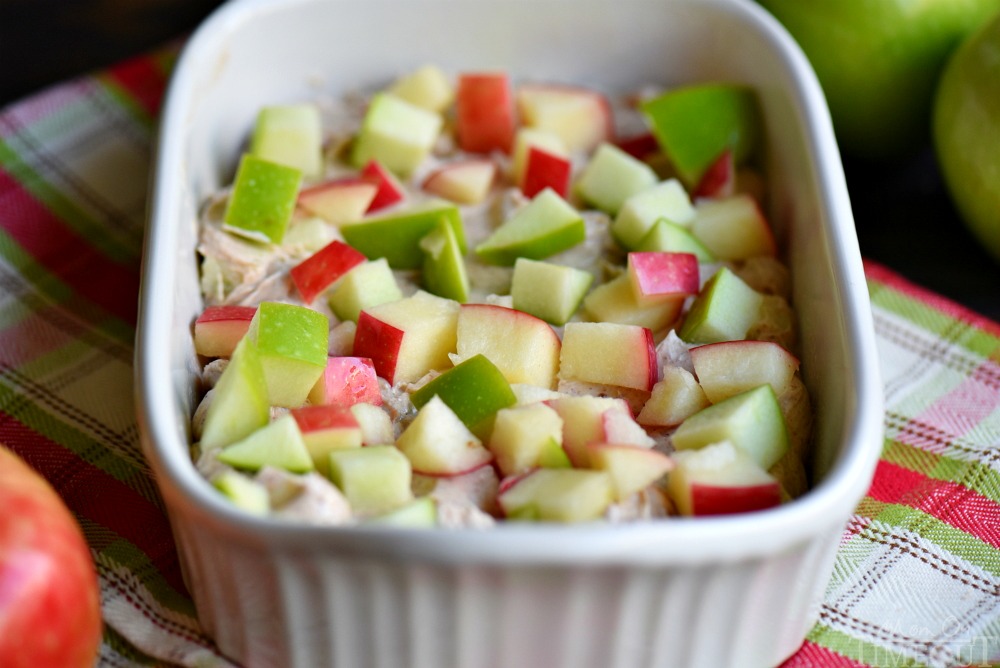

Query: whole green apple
[758,0,1000,158]
[933,11,1000,262]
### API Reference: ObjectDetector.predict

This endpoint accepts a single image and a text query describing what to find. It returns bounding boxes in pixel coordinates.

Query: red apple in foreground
[0,445,102,668]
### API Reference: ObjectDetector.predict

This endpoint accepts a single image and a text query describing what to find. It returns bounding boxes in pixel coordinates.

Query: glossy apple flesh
[488,403,567,476]
[498,468,614,522]
[0,445,102,668]
[409,353,517,435]
[611,179,695,250]
[668,441,781,516]
[575,142,658,215]
[395,395,494,475]
[546,395,632,467]
[690,194,776,261]
[689,339,800,404]
[199,337,271,450]
[637,366,710,428]
[218,413,315,474]
[250,103,323,178]
[194,304,257,358]
[297,178,378,226]
[290,239,367,304]
[474,188,585,265]
[559,321,657,392]
[510,257,592,326]
[627,251,700,304]
[583,272,685,333]
[388,64,454,113]
[350,92,443,177]
[587,443,674,501]
[350,402,395,446]
[247,301,329,408]
[454,303,561,389]
[328,445,414,517]
[515,83,613,154]
[455,72,516,154]
[340,199,465,270]
[327,258,402,323]
[308,356,381,407]
[422,159,497,205]
[223,153,302,244]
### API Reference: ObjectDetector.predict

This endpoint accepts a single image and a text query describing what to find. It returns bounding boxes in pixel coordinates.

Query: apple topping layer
[191,67,812,526]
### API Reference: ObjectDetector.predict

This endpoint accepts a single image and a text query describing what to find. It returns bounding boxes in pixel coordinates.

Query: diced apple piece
[611,179,696,250]
[341,198,465,269]
[282,216,336,253]
[455,72,515,154]
[678,266,764,344]
[510,258,592,326]
[689,340,799,404]
[328,445,413,517]
[290,239,367,304]
[474,188,585,265]
[489,403,566,477]
[327,258,403,323]
[547,395,631,467]
[290,404,362,476]
[668,441,781,516]
[223,153,302,244]
[522,147,572,199]
[350,92,443,177]
[615,132,660,161]
[349,402,395,445]
[422,159,496,205]
[360,160,405,212]
[199,338,270,450]
[583,273,685,333]
[297,178,378,226]
[420,217,470,303]
[365,496,437,528]
[353,290,459,385]
[559,321,657,392]
[218,414,314,474]
[250,104,323,179]
[627,252,700,304]
[388,65,454,113]
[640,83,761,187]
[599,409,655,448]
[396,395,494,475]
[454,303,561,389]
[588,444,673,501]
[246,302,329,408]
[636,366,710,428]
[498,468,614,522]
[308,356,382,407]
[510,128,567,187]
[691,194,776,260]
[692,149,735,200]
[575,143,658,215]
[636,218,716,262]
[410,353,517,435]
[212,470,270,515]
[516,83,613,154]
[194,305,256,358]
[672,384,790,469]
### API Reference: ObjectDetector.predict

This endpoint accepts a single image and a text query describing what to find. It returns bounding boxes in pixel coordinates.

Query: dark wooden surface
[2,0,998,322]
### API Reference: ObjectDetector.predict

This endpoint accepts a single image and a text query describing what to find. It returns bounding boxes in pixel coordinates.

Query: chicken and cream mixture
[190,66,812,527]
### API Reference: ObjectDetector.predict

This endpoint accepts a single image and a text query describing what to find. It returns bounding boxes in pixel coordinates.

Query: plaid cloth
[1,48,998,668]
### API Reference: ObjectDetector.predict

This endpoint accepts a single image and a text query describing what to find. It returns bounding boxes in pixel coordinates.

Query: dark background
[2,0,998,322]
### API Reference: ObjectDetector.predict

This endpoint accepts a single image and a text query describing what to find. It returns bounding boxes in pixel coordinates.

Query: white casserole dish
[136,0,885,666]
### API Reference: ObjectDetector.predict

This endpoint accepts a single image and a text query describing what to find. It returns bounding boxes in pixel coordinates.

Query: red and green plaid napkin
[1,48,998,668]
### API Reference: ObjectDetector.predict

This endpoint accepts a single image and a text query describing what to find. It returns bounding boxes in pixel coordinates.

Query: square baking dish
[136,0,885,666]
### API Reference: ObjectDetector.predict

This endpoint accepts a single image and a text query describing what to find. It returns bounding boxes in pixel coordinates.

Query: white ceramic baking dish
[136,0,884,666]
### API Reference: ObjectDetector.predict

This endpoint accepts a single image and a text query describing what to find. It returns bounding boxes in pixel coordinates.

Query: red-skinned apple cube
[627,251,700,304]
[689,340,800,404]
[692,149,735,199]
[511,128,567,187]
[290,240,367,304]
[421,159,497,205]
[587,444,674,501]
[516,83,613,154]
[353,290,459,385]
[668,441,781,516]
[194,305,257,358]
[291,404,363,476]
[360,160,405,212]
[547,395,632,467]
[297,178,378,226]
[522,146,572,198]
[615,132,660,160]
[583,273,685,333]
[454,303,561,389]
[559,322,657,392]
[456,73,515,154]
[395,395,494,475]
[308,356,382,407]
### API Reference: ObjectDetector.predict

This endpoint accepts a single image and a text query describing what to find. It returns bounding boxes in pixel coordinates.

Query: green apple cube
[350,92,443,177]
[365,496,437,528]
[498,468,614,523]
[327,258,402,323]
[247,302,329,407]
[636,218,716,262]
[223,153,302,244]
[510,258,592,325]
[218,414,315,473]
[640,83,761,187]
[250,104,323,179]
[420,217,470,302]
[340,199,465,269]
[388,65,454,113]
[328,445,414,517]
[574,142,658,215]
[672,384,790,470]
[474,188,585,265]
[199,337,270,451]
[211,470,270,515]
[410,353,517,435]
[282,216,336,254]
[678,266,764,344]
[611,179,695,250]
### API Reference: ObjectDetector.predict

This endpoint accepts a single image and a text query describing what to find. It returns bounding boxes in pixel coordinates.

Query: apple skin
[758,0,1000,158]
[0,445,102,668]
[933,10,1000,263]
